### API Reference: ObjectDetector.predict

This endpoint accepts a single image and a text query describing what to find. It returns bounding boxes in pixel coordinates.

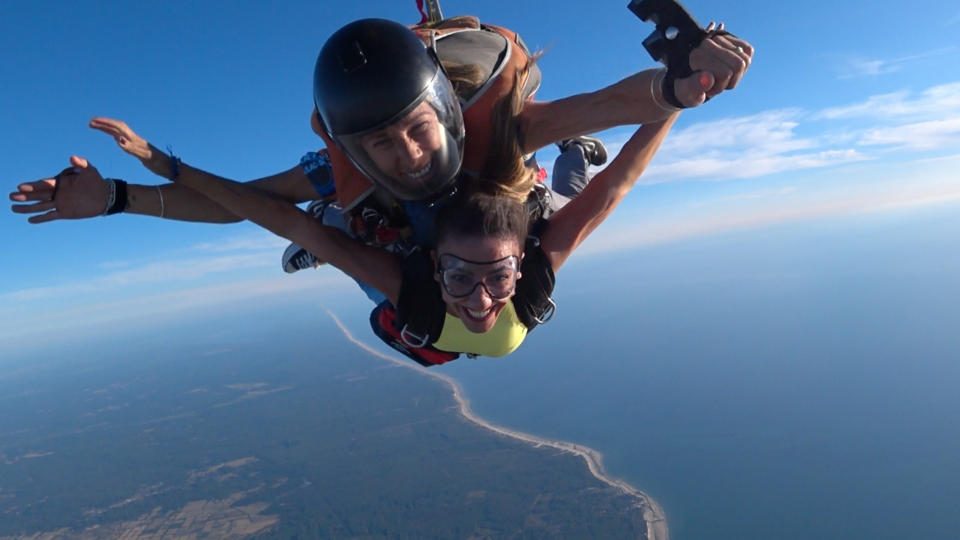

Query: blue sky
[2,0,959,356]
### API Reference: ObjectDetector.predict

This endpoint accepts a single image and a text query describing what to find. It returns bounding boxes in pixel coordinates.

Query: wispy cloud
[837,48,956,79]
[3,253,276,302]
[816,82,960,120]
[859,118,960,150]
[0,273,352,344]
[5,230,295,305]
[639,110,867,183]
[814,82,960,151]
[607,81,960,184]
[187,232,288,253]
[580,174,960,256]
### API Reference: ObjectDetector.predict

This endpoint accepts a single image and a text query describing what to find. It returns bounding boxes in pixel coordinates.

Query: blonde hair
[473,62,540,204]
[441,61,487,97]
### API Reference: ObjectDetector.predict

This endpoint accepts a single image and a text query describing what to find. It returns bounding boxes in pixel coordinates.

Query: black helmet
[314,18,465,201]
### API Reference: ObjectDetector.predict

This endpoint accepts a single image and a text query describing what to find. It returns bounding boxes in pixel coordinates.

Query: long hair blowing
[433,57,542,251]
[472,63,540,203]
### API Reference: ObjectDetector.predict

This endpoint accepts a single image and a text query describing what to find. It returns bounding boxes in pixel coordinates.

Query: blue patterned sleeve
[300,151,336,197]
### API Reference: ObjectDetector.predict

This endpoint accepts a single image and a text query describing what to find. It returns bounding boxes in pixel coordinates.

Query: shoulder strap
[370,301,459,367]
[395,248,448,346]
[513,218,557,330]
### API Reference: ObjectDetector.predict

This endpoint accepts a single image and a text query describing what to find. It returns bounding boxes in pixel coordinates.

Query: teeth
[405,161,432,179]
[467,308,491,319]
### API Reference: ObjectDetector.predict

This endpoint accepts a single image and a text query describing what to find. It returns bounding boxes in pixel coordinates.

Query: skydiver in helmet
[11,13,752,232]
[9,9,753,361]
[312,18,467,205]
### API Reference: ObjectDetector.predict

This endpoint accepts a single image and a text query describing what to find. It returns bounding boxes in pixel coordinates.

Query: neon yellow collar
[433,301,528,357]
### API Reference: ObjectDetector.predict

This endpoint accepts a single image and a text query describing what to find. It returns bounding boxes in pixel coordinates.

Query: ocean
[442,202,960,539]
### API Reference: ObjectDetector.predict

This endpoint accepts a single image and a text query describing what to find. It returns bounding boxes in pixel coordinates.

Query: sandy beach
[328,310,669,540]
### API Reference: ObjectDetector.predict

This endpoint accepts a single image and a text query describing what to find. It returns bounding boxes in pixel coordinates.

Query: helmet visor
[336,71,465,201]
[437,254,520,299]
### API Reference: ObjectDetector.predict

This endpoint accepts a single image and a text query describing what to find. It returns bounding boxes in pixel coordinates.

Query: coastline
[328,310,668,540]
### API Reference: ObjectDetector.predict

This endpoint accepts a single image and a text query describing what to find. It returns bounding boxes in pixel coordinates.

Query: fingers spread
[12,200,56,214]
[10,188,53,202]
[11,179,57,197]
[27,210,62,224]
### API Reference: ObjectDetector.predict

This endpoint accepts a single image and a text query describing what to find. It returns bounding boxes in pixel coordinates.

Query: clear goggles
[436,254,521,299]
[335,71,464,202]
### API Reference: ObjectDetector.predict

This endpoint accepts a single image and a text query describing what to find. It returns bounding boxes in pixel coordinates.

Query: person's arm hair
[539,114,679,271]
[173,163,402,304]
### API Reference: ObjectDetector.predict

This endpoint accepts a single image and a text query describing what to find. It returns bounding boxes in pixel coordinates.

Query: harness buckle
[533,297,556,325]
[361,206,384,226]
[400,325,430,349]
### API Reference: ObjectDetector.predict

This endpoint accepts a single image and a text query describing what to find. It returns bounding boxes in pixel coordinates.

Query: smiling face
[434,235,523,334]
[358,101,444,186]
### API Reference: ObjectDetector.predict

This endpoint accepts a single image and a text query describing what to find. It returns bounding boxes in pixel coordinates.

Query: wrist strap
[301,150,336,197]
[166,145,182,181]
[103,179,128,216]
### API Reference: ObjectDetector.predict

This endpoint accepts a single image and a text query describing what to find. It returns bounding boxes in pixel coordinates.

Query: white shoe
[281,199,343,274]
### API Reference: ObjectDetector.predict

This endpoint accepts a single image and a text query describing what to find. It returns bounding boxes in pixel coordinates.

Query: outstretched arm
[10,118,318,224]
[539,114,679,271]
[518,28,752,153]
[172,162,402,305]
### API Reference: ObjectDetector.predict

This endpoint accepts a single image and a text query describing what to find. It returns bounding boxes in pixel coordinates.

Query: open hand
[89,117,154,161]
[674,22,754,107]
[9,156,109,223]
[89,117,171,178]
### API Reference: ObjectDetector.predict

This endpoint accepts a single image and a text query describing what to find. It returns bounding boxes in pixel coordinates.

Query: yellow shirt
[433,301,528,358]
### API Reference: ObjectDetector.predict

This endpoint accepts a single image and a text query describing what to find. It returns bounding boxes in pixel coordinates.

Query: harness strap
[396,248,447,346]
[370,301,459,367]
[513,218,557,329]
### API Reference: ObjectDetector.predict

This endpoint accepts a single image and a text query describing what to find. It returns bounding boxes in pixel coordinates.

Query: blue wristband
[166,145,181,181]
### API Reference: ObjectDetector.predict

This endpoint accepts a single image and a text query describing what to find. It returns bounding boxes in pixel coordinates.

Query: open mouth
[404,160,433,180]
[460,304,502,323]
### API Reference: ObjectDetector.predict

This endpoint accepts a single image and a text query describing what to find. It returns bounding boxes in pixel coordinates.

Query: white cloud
[579,173,960,256]
[637,110,867,183]
[645,148,866,183]
[837,48,957,79]
[814,83,960,151]
[860,118,960,150]
[187,231,288,253]
[816,83,960,120]
[3,253,276,302]
[0,273,353,345]
[614,81,960,184]
[660,110,812,155]
[4,230,297,309]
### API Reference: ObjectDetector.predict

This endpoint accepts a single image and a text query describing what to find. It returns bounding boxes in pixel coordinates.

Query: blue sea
[440,203,960,540]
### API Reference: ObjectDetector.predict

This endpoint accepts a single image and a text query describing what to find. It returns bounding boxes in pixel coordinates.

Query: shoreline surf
[327,310,668,540]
